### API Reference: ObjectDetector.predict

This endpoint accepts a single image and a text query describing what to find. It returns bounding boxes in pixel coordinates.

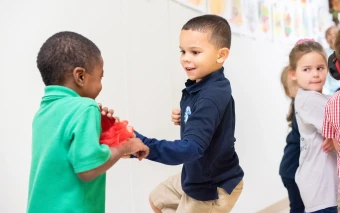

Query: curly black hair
[37,31,101,86]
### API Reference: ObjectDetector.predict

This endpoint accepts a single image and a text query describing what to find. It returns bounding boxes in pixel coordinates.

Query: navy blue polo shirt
[135,67,244,201]
[279,106,301,179]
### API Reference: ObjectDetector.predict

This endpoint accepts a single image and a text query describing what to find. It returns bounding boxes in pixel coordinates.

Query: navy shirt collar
[184,67,225,94]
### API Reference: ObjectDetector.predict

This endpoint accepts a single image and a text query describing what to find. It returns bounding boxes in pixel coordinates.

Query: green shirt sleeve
[68,105,111,173]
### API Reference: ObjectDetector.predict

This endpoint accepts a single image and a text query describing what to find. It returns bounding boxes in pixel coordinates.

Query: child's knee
[149,196,162,213]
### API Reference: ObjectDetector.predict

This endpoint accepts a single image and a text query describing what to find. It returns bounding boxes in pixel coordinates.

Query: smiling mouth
[185,67,196,71]
[310,81,321,84]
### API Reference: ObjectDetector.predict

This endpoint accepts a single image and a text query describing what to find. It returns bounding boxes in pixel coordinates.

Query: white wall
[0,0,309,212]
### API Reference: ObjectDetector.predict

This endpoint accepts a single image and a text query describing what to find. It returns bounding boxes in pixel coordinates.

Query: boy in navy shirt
[135,15,244,213]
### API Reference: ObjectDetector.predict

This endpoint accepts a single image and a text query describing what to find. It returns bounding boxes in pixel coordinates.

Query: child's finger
[172,115,181,119]
[325,147,333,152]
[107,109,114,118]
[322,142,328,149]
[133,151,141,160]
[138,151,148,161]
[172,118,180,123]
[323,143,332,152]
[101,107,108,115]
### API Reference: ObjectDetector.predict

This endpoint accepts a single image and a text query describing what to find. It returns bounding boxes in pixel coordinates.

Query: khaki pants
[150,173,243,213]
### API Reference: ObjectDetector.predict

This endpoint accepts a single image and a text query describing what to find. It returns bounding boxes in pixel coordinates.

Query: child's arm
[77,138,149,182]
[68,105,149,182]
[135,98,223,165]
[322,102,339,152]
[134,131,204,165]
[299,92,328,133]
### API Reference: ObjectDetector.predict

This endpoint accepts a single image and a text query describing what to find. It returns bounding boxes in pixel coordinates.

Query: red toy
[100,115,134,147]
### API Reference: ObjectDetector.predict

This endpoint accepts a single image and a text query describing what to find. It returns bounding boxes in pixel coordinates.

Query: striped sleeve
[323,102,336,138]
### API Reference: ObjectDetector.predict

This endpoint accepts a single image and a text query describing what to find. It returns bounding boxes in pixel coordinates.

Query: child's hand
[121,154,131,159]
[332,138,340,152]
[171,108,181,125]
[98,103,120,122]
[121,138,149,161]
[322,138,334,153]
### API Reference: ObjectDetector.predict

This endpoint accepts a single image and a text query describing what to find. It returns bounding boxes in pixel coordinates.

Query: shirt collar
[43,86,80,100]
[184,67,225,94]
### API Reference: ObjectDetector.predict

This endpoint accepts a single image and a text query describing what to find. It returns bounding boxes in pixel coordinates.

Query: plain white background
[0,0,330,212]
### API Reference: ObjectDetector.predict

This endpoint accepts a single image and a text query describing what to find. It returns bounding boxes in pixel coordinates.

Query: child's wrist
[110,144,127,157]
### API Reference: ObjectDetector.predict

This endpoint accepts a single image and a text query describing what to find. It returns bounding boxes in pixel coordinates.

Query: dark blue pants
[281,177,305,213]
[310,206,337,213]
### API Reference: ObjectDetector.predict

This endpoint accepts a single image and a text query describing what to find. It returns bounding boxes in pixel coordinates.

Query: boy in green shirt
[27,31,149,213]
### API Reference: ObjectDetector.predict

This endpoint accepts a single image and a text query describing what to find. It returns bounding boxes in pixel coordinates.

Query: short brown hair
[182,14,231,49]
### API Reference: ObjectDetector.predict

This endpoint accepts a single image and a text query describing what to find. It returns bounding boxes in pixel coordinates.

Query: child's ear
[217,48,230,63]
[73,67,86,87]
[288,70,297,81]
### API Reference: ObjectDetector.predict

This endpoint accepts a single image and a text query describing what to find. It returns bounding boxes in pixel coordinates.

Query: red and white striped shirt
[323,92,340,140]
[323,91,340,180]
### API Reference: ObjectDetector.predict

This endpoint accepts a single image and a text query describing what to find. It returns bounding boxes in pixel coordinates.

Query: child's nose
[182,54,190,62]
[312,69,320,77]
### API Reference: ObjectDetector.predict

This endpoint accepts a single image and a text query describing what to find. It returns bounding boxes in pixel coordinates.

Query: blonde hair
[280,66,294,127]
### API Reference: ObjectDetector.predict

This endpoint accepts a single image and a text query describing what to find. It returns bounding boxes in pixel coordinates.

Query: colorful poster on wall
[318,6,328,34]
[272,2,284,42]
[293,1,303,39]
[230,0,242,26]
[301,0,311,37]
[310,1,319,37]
[226,0,244,34]
[310,0,333,43]
[258,0,272,40]
[173,0,331,45]
[208,0,227,15]
[243,0,259,37]
[283,3,294,40]
[173,0,208,13]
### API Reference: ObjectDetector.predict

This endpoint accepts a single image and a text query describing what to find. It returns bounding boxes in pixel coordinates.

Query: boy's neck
[61,81,83,97]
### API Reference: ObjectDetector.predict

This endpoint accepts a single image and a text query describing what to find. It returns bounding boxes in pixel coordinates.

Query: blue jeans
[310,206,338,213]
[281,177,305,213]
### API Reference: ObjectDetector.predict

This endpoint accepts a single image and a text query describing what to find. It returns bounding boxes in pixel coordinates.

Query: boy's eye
[180,50,185,54]
[317,67,324,71]
[192,51,199,55]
